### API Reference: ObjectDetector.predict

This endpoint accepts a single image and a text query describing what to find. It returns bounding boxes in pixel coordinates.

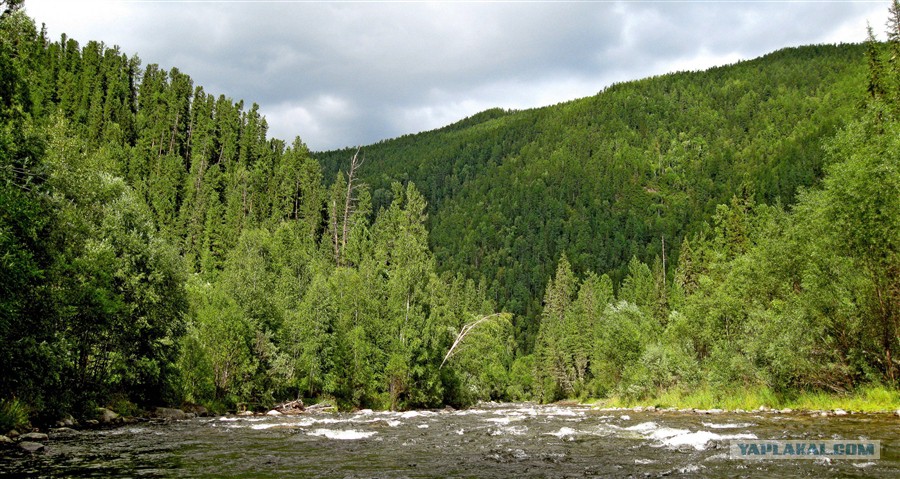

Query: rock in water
[97,407,119,424]
[19,432,48,441]
[18,441,44,453]
[153,407,188,420]
[833,409,848,416]
[0,435,12,445]
[266,410,282,416]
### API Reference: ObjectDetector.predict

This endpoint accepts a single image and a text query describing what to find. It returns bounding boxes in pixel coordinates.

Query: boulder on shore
[182,404,209,417]
[0,435,12,445]
[55,415,76,427]
[97,407,119,424]
[153,407,188,420]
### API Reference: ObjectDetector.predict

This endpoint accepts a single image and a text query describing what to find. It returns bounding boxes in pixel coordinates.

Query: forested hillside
[0,6,510,426]
[1,0,897,427]
[528,23,898,402]
[317,44,868,348]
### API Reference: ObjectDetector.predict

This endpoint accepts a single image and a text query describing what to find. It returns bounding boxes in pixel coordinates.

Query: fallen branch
[440,313,507,369]
[274,399,305,414]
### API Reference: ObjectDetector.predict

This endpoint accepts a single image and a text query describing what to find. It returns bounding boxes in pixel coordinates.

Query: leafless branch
[440,313,506,369]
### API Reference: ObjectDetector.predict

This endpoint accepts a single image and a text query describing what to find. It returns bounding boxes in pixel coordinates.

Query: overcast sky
[25,1,889,151]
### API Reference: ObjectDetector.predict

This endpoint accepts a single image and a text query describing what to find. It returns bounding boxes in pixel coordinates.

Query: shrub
[0,399,29,432]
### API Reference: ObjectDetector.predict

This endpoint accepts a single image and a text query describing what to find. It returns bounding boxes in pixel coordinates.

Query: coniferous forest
[1,1,898,428]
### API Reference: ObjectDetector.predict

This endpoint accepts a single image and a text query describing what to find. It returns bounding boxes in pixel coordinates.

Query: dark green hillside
[317,44,868,348]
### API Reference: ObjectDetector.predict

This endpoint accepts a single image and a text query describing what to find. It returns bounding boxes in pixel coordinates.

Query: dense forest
[1,1,898,427]
[0,5,510,426]
[317,44,869,349]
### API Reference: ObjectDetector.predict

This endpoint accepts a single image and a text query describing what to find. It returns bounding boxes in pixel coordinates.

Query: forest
[1,1,897,428]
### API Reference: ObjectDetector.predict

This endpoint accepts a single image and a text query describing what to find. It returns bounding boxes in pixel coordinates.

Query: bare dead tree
[440,313,507,369]
[342,147,364,254]
[331,147,364,266]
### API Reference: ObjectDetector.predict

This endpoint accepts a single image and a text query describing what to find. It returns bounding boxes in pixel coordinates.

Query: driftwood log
[274,399,305,415]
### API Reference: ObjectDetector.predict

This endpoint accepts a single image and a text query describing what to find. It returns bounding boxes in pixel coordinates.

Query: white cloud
[263,94,357,148]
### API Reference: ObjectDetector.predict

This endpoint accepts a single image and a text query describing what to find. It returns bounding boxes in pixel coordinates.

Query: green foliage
[594,301,658,391]
[0,399,29,432]
[442,313,514,406]
[619,257,655,311]
[506,354,535,401]
[533,256,578,400]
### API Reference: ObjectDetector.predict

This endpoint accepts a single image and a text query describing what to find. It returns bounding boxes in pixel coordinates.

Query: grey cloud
[27,1,887,150]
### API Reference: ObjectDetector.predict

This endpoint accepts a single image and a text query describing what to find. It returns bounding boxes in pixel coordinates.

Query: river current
[2,403,898,477]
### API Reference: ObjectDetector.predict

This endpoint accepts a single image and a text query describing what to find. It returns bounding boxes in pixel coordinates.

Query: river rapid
[1,403,898,477]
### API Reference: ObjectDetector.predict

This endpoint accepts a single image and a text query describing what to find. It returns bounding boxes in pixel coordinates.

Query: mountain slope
[316,44,868,348]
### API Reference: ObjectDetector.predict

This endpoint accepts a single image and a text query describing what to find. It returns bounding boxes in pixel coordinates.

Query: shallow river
[2,403,898,477]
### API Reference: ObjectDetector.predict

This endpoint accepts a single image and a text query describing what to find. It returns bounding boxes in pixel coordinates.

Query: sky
[25,1,890,151]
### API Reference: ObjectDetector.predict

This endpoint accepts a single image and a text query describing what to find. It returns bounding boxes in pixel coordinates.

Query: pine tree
[533,254,577,400]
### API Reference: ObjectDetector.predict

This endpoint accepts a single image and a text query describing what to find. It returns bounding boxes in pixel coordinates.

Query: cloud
[265,95,357,149]
[26,1,889,150]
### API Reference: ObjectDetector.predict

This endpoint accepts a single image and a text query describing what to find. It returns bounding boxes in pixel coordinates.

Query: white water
[625,421,756,450]
[308,428,377,440]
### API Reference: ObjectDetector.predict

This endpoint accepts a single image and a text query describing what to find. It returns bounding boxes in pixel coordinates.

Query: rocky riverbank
[0,405,215,454]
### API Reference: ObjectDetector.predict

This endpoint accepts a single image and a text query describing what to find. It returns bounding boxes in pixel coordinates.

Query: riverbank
[583,384,900,414]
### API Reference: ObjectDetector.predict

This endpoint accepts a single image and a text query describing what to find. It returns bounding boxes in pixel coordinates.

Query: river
[1,403,898,477]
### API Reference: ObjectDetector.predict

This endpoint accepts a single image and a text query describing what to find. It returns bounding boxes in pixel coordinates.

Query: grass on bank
[0,399,30,432]
[587,384,900,412]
